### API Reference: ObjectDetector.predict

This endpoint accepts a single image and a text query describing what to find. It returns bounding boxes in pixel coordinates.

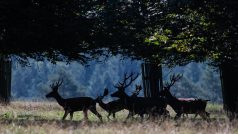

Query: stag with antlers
[111,72,167,120]
[45,79,102,121]
[159,74,210,119]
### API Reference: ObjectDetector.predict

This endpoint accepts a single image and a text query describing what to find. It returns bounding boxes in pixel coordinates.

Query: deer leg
[199,111,210,120]
[175,113,181,120]
[113,112,116,119]
[185,114,188,118]
[62,110,69,120]
[194,113,198,119]
[126,111,133,120]
[205,112,211,122]
[70,112,74,120]
[89,106,103,122]
[205,112,210,118]
[199,112,208,120]
[139,113,144,122]
[107,112,111,120]
[83,109,89,121]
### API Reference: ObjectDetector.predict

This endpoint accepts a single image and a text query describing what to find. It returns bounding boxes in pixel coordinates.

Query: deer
[177,98,201,118]
[95,85,143,120]
[133,84,170,118]
[111,72,167,120]
[159,74,210,119]
[45,79,102,122]
[95,88,124,120]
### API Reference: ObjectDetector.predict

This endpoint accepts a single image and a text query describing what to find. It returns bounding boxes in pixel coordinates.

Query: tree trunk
[0,56,12,103]
[220,63,238,119]
[141,63,163,98]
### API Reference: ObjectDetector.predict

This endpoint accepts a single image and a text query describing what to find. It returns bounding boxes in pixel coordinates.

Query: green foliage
[1,0,238,67]
[148,0,238,66]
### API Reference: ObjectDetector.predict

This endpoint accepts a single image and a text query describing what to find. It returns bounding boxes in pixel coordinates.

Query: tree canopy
[147,0,238,66]
[0,0,164,64]
[1,0,238,66]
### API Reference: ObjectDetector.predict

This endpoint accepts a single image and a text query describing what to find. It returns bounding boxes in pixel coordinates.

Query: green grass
[0,101,236,134]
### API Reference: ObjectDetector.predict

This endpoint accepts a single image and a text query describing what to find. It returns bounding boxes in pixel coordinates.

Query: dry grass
[0,101,237,134]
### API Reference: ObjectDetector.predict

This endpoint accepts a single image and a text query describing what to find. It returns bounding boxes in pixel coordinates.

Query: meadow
[0,101,237,134]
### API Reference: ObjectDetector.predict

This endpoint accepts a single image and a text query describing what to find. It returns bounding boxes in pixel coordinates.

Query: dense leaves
[0,0,165,64]
[148,0,238,66]
[0,0,103,63]
[1,0,238,66]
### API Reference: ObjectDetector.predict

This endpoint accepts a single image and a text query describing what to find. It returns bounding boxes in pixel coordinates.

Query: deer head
[111,72,139,98]
[159,74,182,98]
[46,79,63,98]
[131,85,142,97]
[95,88,109,102]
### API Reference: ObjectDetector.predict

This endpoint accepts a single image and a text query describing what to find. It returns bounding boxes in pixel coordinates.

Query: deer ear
[103,88,109,96]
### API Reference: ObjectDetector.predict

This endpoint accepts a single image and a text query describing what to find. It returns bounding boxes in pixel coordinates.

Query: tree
[0,56,11,103]
[147,0,238,118]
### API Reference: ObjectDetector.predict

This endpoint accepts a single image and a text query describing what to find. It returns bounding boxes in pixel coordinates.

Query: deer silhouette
[95,88,125,120]
[111,72,167,120]
[132,85,170,118]
[95,86,143,120]
[45,79,102,121]
[159,74,210,119]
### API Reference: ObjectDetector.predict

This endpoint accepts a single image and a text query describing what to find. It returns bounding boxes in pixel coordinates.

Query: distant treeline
[11,56,222,103]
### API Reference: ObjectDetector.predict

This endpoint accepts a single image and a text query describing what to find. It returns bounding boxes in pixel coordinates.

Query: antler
[164,74,183,90]
[50,78,63,89]
[124,72,139,88]
[114,72,139,89]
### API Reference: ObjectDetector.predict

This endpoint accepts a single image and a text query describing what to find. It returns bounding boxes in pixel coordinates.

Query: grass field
[0,101,237,134]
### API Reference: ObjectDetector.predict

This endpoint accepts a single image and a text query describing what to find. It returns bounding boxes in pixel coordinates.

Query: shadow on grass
[0,118,105,129]
[0,113,106,129]
[0,112,231,129]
